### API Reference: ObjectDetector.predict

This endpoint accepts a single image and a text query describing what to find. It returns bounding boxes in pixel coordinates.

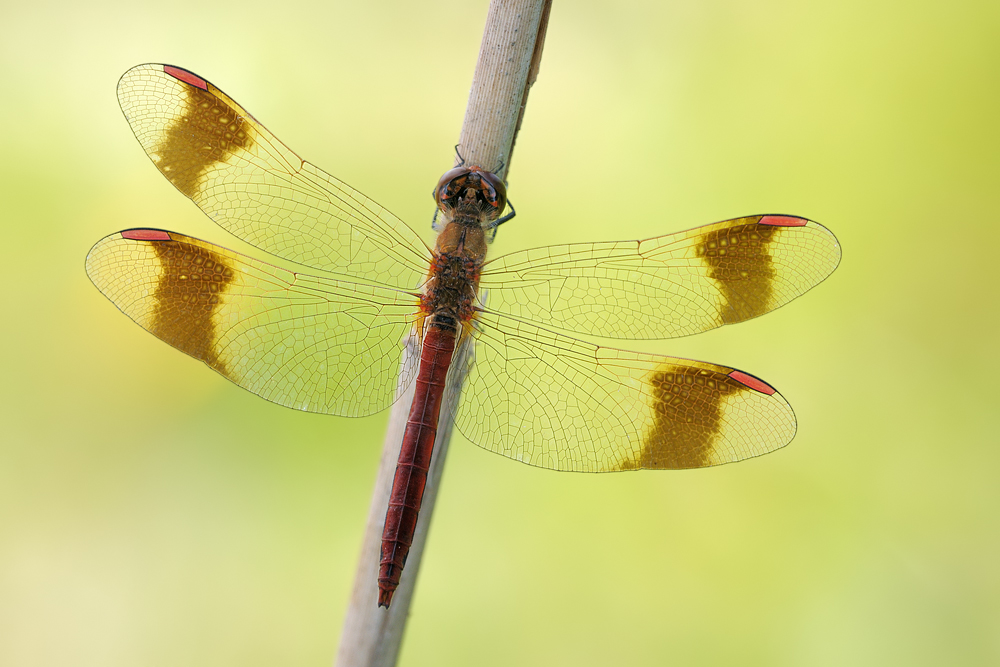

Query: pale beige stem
[334,2,551,666]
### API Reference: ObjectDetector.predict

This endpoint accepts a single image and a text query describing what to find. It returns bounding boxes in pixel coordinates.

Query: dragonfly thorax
[422,221,484,329]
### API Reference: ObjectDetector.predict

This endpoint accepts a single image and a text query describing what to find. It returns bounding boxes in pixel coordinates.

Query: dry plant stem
[457,0,552,179]
[334,1,550,666]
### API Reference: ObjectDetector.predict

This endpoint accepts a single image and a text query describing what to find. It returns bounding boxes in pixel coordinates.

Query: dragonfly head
[434,166,507,224]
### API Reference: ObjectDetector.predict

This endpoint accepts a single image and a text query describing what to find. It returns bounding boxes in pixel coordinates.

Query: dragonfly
[87,64,841,608]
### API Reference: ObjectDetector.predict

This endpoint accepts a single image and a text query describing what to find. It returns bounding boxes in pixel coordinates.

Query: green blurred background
[2,0,998,665]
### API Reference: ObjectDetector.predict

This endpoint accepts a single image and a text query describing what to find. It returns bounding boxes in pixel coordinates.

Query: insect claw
[486,199,517,234]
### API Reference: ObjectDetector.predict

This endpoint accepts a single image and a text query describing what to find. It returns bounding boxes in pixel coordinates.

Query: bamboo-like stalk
[334,2,551,666]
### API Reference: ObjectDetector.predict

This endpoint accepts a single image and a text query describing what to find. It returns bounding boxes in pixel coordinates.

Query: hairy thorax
[421,214,487,332]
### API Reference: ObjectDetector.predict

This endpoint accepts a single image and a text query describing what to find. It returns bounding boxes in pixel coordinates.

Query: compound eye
[434,166,473,204]
[477,169,507,209]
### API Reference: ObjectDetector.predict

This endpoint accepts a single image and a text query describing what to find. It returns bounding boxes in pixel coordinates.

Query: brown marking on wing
[696,219,779,324]
[617,365,751,470]
[155,81,255,199]
[146,238,235,375]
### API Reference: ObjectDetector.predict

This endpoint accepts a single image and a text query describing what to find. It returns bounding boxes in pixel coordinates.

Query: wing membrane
[86,229,421,417]
[450,309,796,472]
[481,215,840,339]
[117,63,431,288]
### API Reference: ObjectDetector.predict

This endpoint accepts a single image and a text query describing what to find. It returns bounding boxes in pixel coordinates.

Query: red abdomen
[378,324,457,607]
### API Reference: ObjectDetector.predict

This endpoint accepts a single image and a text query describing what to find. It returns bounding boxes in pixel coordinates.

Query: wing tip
[758,214,843,268]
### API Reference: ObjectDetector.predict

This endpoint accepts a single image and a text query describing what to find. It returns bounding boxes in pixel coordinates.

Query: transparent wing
[481,215,841,339]
[117,63,431,289]
[86,229,422,417]
[450,309,796,472]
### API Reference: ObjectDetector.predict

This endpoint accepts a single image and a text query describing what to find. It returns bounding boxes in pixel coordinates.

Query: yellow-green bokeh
[2,1,998,665]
